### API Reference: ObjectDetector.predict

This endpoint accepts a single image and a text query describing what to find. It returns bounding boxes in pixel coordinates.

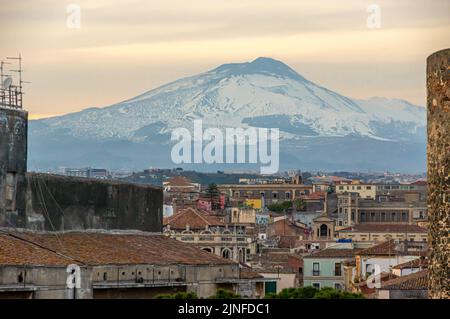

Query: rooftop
[164,207,225,230]
[163,176,196,187]
[305,248,362,259]
[392,258,428,270]
[380,270,428,290]
[0,229,235,267]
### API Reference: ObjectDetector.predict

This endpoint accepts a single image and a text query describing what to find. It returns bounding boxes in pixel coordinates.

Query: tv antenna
[0,53,30,108]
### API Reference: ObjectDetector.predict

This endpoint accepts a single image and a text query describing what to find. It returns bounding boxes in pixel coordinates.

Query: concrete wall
[0,107,28,227]
[0,265,93,299]
[22,173,163,232]
[427,48,450,299]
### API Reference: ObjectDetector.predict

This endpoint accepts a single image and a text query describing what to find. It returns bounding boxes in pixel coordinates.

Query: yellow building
[245,198,262,209]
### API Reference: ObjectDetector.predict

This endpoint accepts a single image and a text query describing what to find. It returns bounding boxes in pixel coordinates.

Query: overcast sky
[1,0,449,119]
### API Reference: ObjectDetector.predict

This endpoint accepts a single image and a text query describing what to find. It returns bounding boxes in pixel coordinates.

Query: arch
[320,224,328,237]
[222,248,232,259]
[202,247,213,253]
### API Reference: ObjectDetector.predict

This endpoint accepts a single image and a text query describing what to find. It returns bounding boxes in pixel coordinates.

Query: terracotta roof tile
[164,176,195,187]
[1,230,235,267]
[392,258,428,270]
[359,240,399,256]
[0,232,74,266]
[305,248,362,259]
[164,207,224,230]
[381,270,428,290]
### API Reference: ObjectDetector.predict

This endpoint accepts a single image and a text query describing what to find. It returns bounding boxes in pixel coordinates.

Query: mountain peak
[211,57,306,81]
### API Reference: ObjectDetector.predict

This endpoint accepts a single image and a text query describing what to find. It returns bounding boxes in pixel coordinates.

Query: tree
[294,198,306,211]
[264,287,365,299]
[267,201,292,212]
[155,291,198,299]
[205,183,221,209]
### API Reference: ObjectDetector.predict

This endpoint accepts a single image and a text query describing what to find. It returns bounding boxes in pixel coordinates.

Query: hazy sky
[1,0,449,119]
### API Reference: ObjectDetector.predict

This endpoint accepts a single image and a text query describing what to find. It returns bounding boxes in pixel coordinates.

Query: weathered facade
[0,106,28,228]
[0,105,163,232]
[427,48,450,299]
[0,230,253,299]
[22,173,163,232]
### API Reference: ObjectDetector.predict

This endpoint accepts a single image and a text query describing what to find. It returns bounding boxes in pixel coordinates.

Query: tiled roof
[392,258,428,270]
[302,192,326,200]
[239,268,264,280]
[358,240,427,257]
[410,180,427,186]
[164,207,225,230]
[0,232,74,266]
[164,176,195,187]
[305,248,362,259]
[359,272,398,295]
[1,230,235,267]
[339,224,427,233]
[359,240,398,256]
[381,270,428,290]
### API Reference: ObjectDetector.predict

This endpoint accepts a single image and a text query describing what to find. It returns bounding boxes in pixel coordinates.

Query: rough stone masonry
[427,48,450,299]
[0,104,163,232]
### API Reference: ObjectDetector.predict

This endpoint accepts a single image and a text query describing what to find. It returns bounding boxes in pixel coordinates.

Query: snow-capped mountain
[29,57,426,172]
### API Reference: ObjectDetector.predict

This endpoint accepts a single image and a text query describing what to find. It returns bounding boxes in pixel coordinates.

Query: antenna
[7,54,23,91]
[1,53,28,108]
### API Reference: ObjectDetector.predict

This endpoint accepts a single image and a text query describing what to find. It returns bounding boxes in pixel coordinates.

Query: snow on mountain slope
[34,57,425,143]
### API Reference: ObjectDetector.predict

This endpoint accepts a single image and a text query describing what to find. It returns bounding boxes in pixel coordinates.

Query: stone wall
[21,173,163,232]
[0,106,28,227]
[427,48,450,299]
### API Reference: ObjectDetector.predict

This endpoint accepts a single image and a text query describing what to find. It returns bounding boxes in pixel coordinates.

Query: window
[338,220,343,226]
[402,212,407,221]
[334,263,342,276]
[272,193,278,199]
[334,283,342,291]
[339,186,344,190]
[367,186,371,190]
[312,283,320,289]
[357,186,361,190]
[285,192,290,199]
[313,263,320,276]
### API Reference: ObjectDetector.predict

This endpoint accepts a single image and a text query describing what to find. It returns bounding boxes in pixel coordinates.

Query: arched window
[222,248,232,259]
[320,224,328,237]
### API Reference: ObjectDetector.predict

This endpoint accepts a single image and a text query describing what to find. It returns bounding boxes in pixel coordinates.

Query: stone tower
[427,48,450,299]
[0,105,28,227]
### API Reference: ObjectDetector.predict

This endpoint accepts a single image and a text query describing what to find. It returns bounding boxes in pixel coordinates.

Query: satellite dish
[3,77,12,89]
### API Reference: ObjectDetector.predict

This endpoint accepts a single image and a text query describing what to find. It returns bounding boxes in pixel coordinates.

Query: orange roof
[1,230,235,266]
[164,176,195,187]
[164,207,225,230]
[381,270,428,290]
[302,191,326,200]
[0,232,74,266]
[359,240,398,256]
[392,258,428,269]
